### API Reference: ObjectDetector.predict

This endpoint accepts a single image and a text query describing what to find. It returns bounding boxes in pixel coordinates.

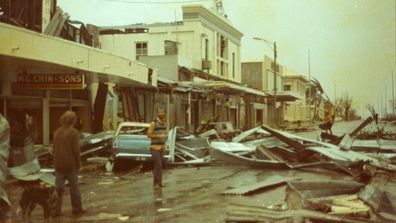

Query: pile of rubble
[208,116,396,223]
[5,115,396,222]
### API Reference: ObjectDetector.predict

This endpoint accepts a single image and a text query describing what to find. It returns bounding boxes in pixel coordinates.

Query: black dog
[19,186,57,223]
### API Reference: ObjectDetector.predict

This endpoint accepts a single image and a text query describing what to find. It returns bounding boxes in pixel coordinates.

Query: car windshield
[118,126,147,135]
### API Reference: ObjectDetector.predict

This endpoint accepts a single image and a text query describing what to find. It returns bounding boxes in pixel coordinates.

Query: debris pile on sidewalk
[168,127,211,164]
[215,116,396,223]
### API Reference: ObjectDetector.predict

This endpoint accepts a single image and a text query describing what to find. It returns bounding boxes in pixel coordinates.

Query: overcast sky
[58,0,395,116]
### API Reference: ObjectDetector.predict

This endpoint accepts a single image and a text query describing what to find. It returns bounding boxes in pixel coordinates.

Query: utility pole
[308,50,312,123]
[273,42,277,128]
[253,37,278,127]
[379,95,382,118]
[385,86,388,115]
[378,95,381,118]
[392,71,395,115]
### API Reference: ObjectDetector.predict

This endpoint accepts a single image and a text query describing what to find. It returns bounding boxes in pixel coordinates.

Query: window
[136,42,147,59]
[205,39,209,60]
[164,40,177,55]
[118,126,148,135]
[216,34,228,59]
[220,36,228,59]
[284,85,291,91]
[232,53,235,78]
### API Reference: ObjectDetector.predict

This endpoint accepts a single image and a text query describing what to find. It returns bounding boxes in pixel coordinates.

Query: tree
[334,97,343,118]
[339,93,353,121]
[308,78,332,121]
[366,103,379,124]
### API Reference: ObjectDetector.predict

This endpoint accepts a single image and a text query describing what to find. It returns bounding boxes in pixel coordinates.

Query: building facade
[0,1,155,145]
[283,70,312,128]
[98,5,254,132]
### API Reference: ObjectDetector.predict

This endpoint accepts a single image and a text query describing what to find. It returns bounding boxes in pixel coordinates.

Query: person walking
[147,106,167,190]
[52,110,85,216]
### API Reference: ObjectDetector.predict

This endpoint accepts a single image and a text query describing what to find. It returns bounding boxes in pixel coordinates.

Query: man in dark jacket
[53,110,85,216]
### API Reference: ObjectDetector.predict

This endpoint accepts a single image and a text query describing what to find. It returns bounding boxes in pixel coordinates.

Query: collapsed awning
[265,91,303,102]
[0,22,156,87]
[179,80,267,97]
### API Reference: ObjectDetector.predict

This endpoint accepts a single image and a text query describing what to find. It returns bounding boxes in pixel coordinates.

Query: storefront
[0,22,156,145]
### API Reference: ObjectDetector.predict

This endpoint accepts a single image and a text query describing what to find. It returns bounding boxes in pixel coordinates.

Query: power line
[102,0,209,4]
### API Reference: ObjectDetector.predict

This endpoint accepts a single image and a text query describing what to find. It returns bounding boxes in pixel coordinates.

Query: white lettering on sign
[16,73,85,89]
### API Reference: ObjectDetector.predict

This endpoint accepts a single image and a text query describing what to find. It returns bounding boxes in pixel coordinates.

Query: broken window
[0,0,43,32]
[284,84,291,91]
[164,40,177,55]
[118,125,148,135]
[136,42,148,60]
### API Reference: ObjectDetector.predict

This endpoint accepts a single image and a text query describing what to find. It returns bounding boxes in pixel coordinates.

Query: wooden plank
[226,204,372,223]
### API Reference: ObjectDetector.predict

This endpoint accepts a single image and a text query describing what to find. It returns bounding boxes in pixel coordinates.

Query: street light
[253,37,278,127]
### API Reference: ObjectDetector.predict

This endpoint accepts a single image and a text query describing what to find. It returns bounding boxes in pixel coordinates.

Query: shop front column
[43,95,49,145]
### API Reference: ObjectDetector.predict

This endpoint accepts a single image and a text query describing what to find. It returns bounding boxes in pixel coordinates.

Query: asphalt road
[5,119,392,223]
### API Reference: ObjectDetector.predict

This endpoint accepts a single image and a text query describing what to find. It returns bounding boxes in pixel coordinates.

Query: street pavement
[4,119,392,223]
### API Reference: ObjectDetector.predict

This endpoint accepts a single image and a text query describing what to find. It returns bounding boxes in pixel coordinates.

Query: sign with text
[17,73,86,89]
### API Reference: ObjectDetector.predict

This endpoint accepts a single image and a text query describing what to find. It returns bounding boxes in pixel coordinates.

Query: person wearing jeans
[54,168,82,215]
[52,111,85,216]
[147,106,167,189]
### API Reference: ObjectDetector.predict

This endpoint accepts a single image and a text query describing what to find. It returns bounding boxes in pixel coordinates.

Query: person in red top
[52,110,85,216]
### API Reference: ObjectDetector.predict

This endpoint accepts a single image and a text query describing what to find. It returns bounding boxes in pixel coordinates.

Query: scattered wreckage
[5,115,396,222]
[215,116,396,223]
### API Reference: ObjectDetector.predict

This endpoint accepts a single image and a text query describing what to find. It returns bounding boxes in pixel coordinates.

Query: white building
[98,5,249,131]
[283,68,313,128]
[99,5,243,83]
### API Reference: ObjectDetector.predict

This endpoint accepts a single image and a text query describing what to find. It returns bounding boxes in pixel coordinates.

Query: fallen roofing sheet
[351,139,396,152]
[287,180,365,199]
[0,115,10,206]
[358,184,396,222]
[209,146,287,169]
[231,126,270,143]
[222,175,299,196]
[8,159,42,180]
[262,125,396,172]
[210,141,256,153]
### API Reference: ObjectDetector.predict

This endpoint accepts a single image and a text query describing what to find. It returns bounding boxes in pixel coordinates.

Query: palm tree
[307,78,332,121]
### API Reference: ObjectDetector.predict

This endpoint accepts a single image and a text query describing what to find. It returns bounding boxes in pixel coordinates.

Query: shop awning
[0,22,156,87]
[179,80,267,97]
[265,91,303,102]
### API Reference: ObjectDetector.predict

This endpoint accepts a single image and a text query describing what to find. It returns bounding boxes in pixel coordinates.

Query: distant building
[283,70,312,128]
[242,56,300,128]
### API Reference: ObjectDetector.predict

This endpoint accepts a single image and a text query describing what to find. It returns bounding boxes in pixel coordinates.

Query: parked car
[111,122,169,168]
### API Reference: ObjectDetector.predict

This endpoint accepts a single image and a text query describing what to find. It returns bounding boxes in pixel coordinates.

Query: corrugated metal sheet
[222,175,298,196]
[0,115,10,205]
